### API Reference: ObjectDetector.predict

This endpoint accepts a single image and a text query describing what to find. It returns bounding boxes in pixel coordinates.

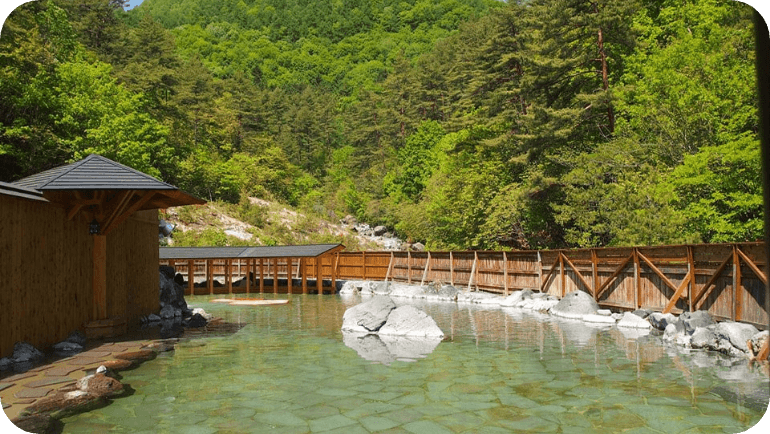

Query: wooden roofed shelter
[0,155,204,357]
[159,244,346,295]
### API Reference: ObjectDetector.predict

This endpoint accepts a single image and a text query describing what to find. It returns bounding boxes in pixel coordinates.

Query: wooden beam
[594,254,634,301]
[102,191,156,236]
[637,250,680,293]
[591,249,598,299]
[736,247,768,285]
[207,259,213,295]
[561,253,592,294]
[450,252,454,286]
[274,258,279,294]
[468,252,478,292]
[302,258,308,294]
[259,259,264,293]
[687,246,695,311]
[559,251,565,297]
[407,251,412,284]
[421,252,432,286]
[100,190,135,235]
[316,256,322,294]
[362,251,367,280]
[693,254,732,310]
[662,271,692,314]
[245,259,251,295]
[188,259,194,296]
[539,255,560,293]
[384,252,394,283]
[503,251,508,296]
[331,254,338,292]
[287,258,293,294]
[633,249,640,308]
[734,246,742,322]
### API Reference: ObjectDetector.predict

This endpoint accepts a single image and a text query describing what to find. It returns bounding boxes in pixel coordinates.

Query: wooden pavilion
[1,155,204,357]
[159,244,346,295]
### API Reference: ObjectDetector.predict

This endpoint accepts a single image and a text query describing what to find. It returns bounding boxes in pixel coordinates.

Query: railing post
[408,250,412,284]
[591,249,598,300]
[188,259,194,296]
[421,252,432,286]
[537,251,543,292]
[687,246,694,312]
[450,251,454,286]
[633,248,640,309]
[559,252,565,297]
[503,251,508,296]
[733,245,742,321]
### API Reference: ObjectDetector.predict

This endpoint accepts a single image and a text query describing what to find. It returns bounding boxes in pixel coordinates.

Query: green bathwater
[61,294,768,433]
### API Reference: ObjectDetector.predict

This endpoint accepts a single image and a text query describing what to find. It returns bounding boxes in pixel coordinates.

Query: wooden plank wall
[1,197,159,358]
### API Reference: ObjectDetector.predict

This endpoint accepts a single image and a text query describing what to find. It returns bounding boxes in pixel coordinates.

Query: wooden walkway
[161,242,768,329]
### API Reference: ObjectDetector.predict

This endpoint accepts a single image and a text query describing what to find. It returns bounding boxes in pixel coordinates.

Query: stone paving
[1,340,161,422]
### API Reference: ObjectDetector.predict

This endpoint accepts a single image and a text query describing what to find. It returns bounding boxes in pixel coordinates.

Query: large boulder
[679,311,714,335]
[339,281,360,295]
[713,322,759,353]
[13,341,44,364]
[551,291,599,318]
[378,305,444,338]
[341,295,396,333]
[648,312,678,331]
[373,225,387,236]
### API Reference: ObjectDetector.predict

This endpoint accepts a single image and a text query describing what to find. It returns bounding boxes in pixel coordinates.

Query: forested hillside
[0,0,761,250]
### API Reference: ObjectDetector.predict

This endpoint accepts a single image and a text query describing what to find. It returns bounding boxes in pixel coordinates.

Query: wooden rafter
[102,191,155,236]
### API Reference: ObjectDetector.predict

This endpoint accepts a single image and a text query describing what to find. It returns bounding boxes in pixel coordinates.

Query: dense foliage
[0,0,761,249]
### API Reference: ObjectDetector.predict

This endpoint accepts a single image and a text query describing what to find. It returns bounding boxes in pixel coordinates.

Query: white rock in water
[617,312,652,329]
[379,305,444,338]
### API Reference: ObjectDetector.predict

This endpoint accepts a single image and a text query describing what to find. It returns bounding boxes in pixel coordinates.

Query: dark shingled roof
[160,244,345,260]
[12,154,177,191]
[0,181,48,202]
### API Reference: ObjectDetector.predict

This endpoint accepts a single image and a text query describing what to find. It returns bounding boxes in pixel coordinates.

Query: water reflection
[342,332,443,365]
[59,294,769,434]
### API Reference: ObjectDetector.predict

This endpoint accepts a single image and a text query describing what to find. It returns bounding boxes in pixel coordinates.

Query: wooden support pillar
[537,251,543,292]
[316,256,323,294]
[259,259,264,293]
[92,235,107,321]
[331,254,338,292]
[227,259,233,294]
[633,249,640,309]
[385,252,394,283]
[559,252,565,297]
[362,251,367,280]
[450,252,454,286]
[302,258,308,294]
[273,258,278,294]
[187,259,194,296]
[207,259,213,295]
[421,252,432,286]
[246,259,251,295]
[687,246,694,312]
[407,251,412,284]
[287,258,293,294]
[468,252,478,292]
[732,245,743,321]
[591,249,598,300]
[503,251,508,296]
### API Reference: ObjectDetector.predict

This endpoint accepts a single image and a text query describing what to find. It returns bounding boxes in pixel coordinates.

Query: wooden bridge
[160,242,767,329]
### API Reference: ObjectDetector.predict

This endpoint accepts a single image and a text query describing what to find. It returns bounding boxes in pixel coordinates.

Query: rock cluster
[338,280,769,361]
[341,295,444,364]
[342,296,444,338]
[141,266,208,337]
[14,365,126,433]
